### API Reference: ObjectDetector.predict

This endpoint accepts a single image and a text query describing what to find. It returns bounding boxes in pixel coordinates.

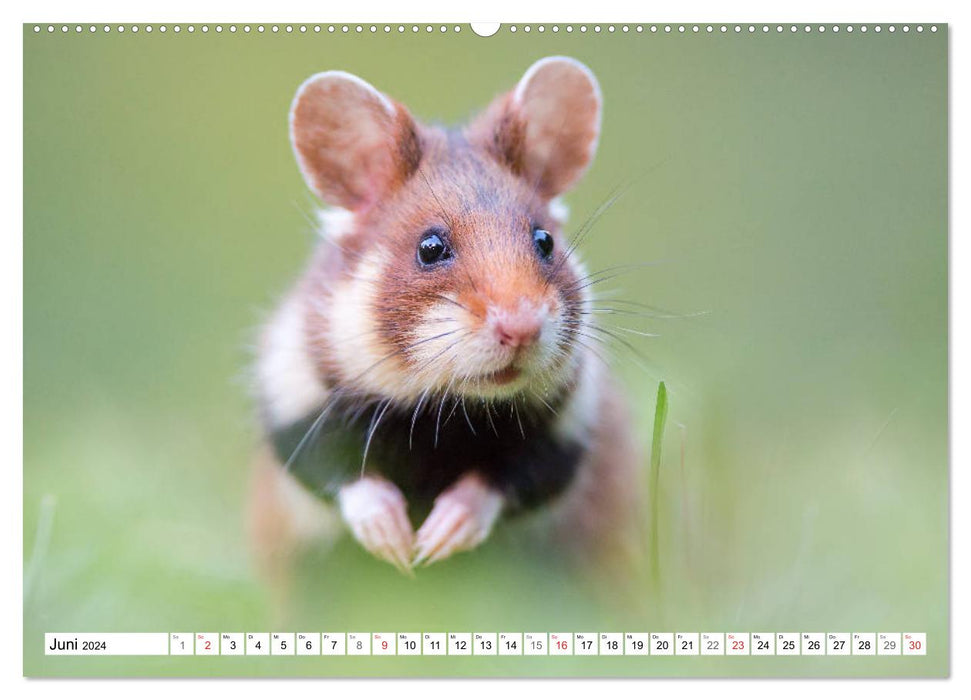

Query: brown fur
[247,446,299,618]
[544,380,643,570]
[252,58,644,596]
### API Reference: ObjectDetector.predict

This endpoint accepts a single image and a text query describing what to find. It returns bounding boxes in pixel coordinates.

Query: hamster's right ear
[289,71,422,210]
[468,57,602,199]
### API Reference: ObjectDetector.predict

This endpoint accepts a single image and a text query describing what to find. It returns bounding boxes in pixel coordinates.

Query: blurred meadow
[23,25,947,676]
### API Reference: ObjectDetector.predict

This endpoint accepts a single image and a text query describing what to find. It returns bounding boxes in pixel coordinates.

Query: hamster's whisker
[345,399,374,428]
[570,338,614,372]
[356,330,461,379]
[582,321,656,349]
[598,324,660,339]
[404,331,474,381]
[282,330,465,469]
[577,325,656,377]
[417,165,456,231]
[589,295,711,317]
[291,199,324,236]
[583,307,708,321]
[549,181,631,282]
[409,387,432,450]
[361,398,394,475]
[563,319,654,353]
[482,398,500,437]
[512,396,526,439]
[550,160,671,283]
[568,261,663,282]
[316,325,383,344]
[434,376,459,449]
[564,315,660,339]
[442,395,462,429]
[281,388,347,473]
[530,390,558,416]
[561,261,667,295]
[460,396,477,436]
[428,293,477,317]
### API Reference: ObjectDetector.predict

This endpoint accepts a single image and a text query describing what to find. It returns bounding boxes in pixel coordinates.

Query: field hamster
[249,56,642,576]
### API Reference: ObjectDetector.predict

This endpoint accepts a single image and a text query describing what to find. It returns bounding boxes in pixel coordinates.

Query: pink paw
[338,477,415,575]
[413,473,504,566]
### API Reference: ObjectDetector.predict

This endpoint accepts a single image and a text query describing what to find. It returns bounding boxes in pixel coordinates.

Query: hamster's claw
[413,473,503,566]
[338,477,415,576]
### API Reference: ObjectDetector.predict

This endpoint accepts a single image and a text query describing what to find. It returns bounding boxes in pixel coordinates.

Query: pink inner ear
[290,73,407,210]
[515,59,602,198]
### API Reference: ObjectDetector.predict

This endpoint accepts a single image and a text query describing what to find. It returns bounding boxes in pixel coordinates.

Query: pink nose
[492,311,543,349]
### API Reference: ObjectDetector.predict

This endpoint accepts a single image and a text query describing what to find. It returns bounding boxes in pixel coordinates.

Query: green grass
[21,377,948,677]
[648,381,669,596]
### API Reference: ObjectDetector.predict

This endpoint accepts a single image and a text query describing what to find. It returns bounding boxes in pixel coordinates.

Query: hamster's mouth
[476,365,522,385]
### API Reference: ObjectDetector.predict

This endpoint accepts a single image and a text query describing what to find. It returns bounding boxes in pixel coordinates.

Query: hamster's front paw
[338,477,415,575]
[413,473,504,566]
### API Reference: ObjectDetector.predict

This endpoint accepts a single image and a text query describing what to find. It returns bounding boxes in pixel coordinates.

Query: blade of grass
[24,494,57,603]
[648,381,668,596]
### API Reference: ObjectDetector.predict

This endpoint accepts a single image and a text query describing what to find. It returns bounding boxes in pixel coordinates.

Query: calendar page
[22,20,947,678]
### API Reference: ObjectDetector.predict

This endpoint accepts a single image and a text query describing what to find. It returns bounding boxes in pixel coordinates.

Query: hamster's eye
[417,231,451,267]
[533,228,554,260]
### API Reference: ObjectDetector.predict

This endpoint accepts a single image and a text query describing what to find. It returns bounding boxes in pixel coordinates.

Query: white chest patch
[257,294,329,428]
[326,251,412,398]
[552,345,601,446]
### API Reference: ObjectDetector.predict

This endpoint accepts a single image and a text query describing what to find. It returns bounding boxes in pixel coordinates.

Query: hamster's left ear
[289,71,422,211]
[468,56,602,199]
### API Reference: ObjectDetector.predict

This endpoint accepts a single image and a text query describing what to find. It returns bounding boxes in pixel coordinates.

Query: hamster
[248,56,643,577]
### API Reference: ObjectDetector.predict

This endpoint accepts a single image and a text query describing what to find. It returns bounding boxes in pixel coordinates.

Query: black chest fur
[268,392,584,514]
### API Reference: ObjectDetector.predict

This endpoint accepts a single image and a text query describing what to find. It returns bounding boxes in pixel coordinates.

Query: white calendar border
[5,0,967,698]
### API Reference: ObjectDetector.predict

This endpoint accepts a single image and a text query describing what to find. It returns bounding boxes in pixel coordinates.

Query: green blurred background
[23,24,947,677]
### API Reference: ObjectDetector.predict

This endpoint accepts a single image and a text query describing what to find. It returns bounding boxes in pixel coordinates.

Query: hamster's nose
[491,307,543,349]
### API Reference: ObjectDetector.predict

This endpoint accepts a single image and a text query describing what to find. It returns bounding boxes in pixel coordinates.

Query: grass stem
[648,381,668,596]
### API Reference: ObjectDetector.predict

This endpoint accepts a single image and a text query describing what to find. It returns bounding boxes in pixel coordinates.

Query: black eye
[417,231,451,267]
[533,228,554,260]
